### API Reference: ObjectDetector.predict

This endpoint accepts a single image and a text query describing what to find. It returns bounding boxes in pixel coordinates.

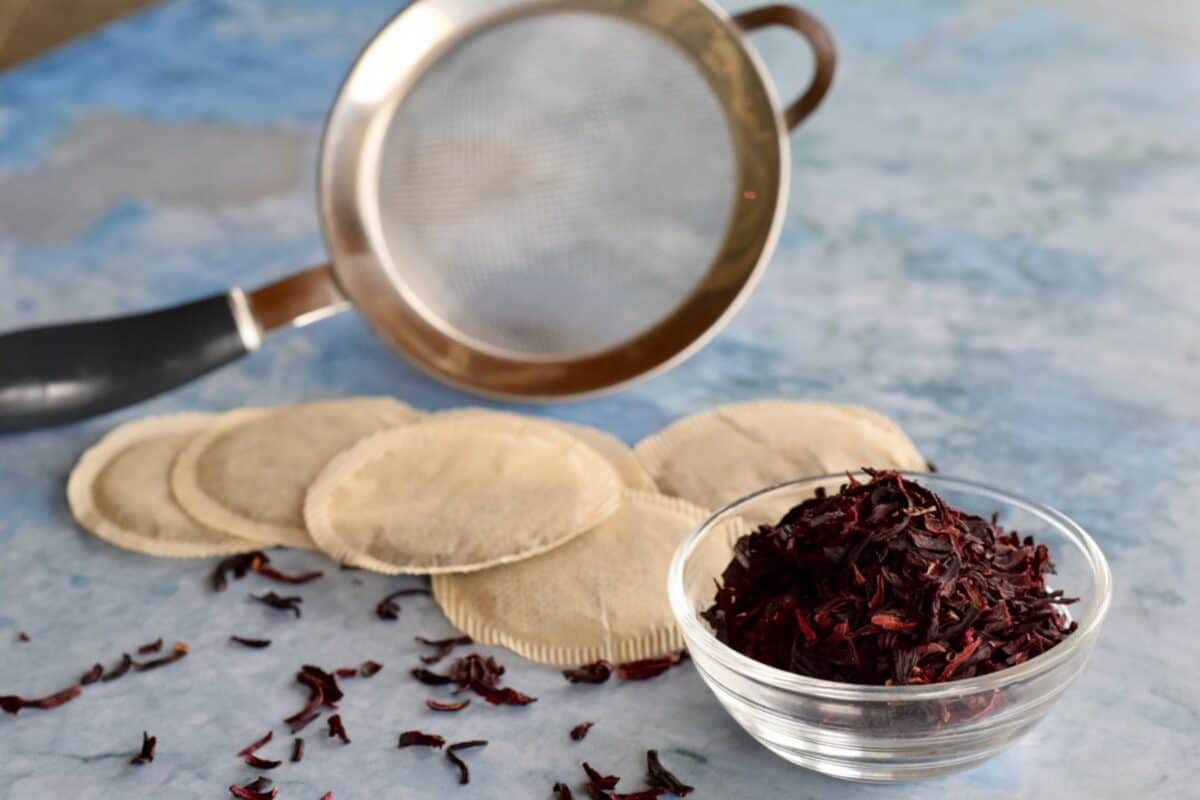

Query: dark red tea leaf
[291,737,304,762]
[415,635,472,665]
[471,684,536,706]
[252,592,302,618]
[244,754,282,770]
[80,664,104,685]
[17,632,29,642]
[616,653,686,681]
[562,660,613,684]
[129,731,157,765]
[250,561,324,586]
[335,668,359,679]
[553,782,576,800]
[213,552,265,592]
[646,750,693,796]
[570,722,594,741]
[583,762,620,791]
[359,660,383,678]
[0,684,82,715]
[446,740,487,785]
[237,730,273,757]
[375,587,431,620]
[136,638,163,654]
[398,730,446,749]
[102,654,133,682]
[230,636,272,649]
[229,778,278,800]
[132,642,189,672]
[411,668,455,686]
[327,714,350,744]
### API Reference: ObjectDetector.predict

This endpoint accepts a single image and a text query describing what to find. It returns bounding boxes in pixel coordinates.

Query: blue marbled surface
[1,0,1198,797]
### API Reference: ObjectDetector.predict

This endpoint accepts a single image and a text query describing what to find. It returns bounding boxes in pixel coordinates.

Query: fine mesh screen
[375,11,737,359]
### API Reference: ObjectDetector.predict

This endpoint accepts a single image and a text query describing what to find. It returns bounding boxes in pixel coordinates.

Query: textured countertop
[1,1,1197,797]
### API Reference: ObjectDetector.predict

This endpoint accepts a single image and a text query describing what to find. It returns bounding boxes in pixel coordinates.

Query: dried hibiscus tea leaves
[645,750,693,797]
[132,642,189,671]
[701,470,1078,686]
[375,587,431,620]
[398,730,446,749]
[238,731,273,757]
[427,698,470,712]
[570,722,595,741]
[616,653,687,682]
[284,665,343,732]
[102,653,133,682]
[250,559,323,586]
[445,739,487,785]
[245,754,282,770]
[583,763,620,791]
[562,660,613,685]
[229,777,278,799]
[327,713,351,744]
[415,635,472,665]
[230,636,272,649]
[129,731,157,765]
[0,684,82,715]
[252,592,303,618]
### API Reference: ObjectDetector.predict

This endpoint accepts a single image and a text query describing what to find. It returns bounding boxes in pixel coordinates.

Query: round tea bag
[303,413,623,574]
[634,401,927,521]
[434,408,655,491]
[172,397,423,549]
[431,490,708,665]
[67,414,260,558]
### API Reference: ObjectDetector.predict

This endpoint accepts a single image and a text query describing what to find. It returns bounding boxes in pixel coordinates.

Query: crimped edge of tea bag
[67,413,262,558]
[304,414,625,575]
[431,490,709,666]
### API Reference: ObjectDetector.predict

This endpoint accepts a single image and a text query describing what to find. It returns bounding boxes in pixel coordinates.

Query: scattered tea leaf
[554,782,576,800]
[646,750,693,796]
[570,722,594,741]
[411,668,455,686]
[229,777,278,799]
[415,635,472,665]
[0,684,82,715]
[398,730,446,749]
[136,638,163,654]
[129,731,157,765]
[132,642,189,671]
[17,632,30,642]
[291,737,304,763]
[245,754,282,770]
[616,653,686,681]
[583,762,620,791]
[327,714,350,744]
[375,587,431,620]
[230,636,272,649]
[359,661,383,678]
[563,660,613,684]
[238,731,273,757]
[80,664,104,685]
[102,654,133,682]
[335,668,359,679]
[446,740,487,785]
[252,593,303,618]
[212,552,265,592]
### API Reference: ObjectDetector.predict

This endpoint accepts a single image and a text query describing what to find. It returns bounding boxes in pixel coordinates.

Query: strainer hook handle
[734,5,837,129]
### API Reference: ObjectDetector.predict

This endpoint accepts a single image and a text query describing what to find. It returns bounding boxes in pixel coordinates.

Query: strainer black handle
[734,5,837,129]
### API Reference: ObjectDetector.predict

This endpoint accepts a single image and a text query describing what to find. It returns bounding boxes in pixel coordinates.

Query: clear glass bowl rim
[668,471,1113,702]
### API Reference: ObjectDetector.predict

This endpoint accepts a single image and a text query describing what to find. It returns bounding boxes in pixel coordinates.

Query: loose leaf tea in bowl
[702,471,1077,685]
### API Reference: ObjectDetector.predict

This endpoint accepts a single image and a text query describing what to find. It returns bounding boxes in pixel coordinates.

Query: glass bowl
[667,472,1112,783]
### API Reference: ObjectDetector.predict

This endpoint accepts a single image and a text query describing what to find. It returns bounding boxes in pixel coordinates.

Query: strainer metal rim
[318,0,791,401]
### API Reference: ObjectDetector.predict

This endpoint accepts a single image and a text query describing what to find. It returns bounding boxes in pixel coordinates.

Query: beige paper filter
[67,414,260,558]
[634,400,927,524]
[432,490,709,666]
[303,413,623,574]
[171,397,423,549]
